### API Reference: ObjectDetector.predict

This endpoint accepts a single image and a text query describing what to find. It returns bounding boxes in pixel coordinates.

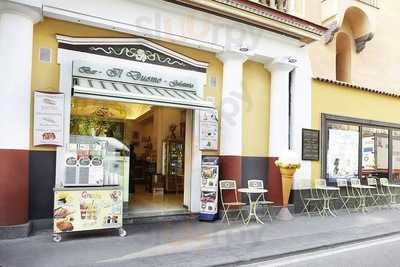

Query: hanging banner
[199,110,218,150]
[34,91,64,146]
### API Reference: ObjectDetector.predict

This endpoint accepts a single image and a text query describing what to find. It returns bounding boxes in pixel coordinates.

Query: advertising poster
[53,188,122,233]
[199,110,218,150]
[200,165,219,215]
[34,91,64,146]
[327,129,359,181]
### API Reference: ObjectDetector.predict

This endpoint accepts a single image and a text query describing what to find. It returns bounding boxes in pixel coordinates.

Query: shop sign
[73,61,199,91]
[200,110,218,150]
[33,91,64,146]
[53,188,122,233]
[302,129,319,161]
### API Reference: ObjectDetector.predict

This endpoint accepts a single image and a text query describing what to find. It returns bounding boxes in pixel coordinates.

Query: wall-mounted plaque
[302,129,320,161]
[34,91,64,146]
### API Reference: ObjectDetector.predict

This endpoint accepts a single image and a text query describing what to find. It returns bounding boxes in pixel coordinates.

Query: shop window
[361,127,389,180]
[392,130,400,184]
[326,122,359,184]
[323,115,400,185]
[336,32,351,82]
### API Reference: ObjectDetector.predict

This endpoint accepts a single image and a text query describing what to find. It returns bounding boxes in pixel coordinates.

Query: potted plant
[275,150,301,220]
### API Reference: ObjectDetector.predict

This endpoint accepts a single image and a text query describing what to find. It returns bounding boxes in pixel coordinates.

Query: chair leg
[262,205,273,222]
[221,206,230,224]
[339,196,350,215]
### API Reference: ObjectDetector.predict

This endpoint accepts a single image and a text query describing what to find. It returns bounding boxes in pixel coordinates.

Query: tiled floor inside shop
[128,184,186,217]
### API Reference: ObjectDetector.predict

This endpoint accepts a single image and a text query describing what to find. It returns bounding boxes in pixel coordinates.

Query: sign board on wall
[302,129,320,161]
[73,60,201,92]
[33,91,64,146]
[200,110,218,150]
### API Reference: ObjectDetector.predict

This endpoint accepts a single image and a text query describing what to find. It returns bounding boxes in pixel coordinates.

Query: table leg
[244,193,264,224]
[326,191,336,217]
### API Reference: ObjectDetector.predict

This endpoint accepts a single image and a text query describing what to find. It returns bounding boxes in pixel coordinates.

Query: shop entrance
[70,97,189,217]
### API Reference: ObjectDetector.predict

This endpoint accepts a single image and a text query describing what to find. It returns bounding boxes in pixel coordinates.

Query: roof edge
[313,77,400,98]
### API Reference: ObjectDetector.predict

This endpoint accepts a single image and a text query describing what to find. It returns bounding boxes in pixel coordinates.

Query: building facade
[4,0,400,236]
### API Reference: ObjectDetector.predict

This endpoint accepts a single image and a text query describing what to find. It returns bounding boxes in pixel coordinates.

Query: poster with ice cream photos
[53,188,122,233]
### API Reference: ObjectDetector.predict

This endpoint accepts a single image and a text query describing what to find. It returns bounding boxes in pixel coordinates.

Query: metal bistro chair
[366,177,386,208]
[219,180,246,224]
[350,178,364,211]
[380,178,400,207]
[336,178,355,214]
[315,178,339,216]
[298,179,323,217]
[247,179,274,222]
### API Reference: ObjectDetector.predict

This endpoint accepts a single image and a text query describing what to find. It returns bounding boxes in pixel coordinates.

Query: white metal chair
[366,177,385,207]
[350,178,365,211]
[315,178,339,216]
[219,180,246,224]
[247,179,274,222]
[379,178,400,206]
[336,178,355,214]
[297,179,323,217]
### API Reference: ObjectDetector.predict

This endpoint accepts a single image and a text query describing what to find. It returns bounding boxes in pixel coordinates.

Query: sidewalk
[2,209,400,267]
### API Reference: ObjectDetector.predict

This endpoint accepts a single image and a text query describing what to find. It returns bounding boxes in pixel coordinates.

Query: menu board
[53,188,122,233]
[302,129,320,161]
[199,110,218,150]
[34,91,64,146]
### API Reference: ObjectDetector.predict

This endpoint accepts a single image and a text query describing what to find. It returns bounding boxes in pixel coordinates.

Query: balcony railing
[248,0,294,14]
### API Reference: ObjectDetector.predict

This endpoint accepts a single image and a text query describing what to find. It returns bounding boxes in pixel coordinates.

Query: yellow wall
[311,79,400,180]
[242,61,270,157]
[30,18,224,152]
[31,18,272,157]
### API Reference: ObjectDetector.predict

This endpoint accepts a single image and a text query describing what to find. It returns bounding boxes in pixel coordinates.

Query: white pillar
[0,2,41,149]
[287,0,296,14]
[217,51,248,156]
[265,59,295,157]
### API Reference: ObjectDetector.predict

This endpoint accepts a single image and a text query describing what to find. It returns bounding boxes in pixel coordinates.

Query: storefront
[52,35,218,219]
[0,0,326,237]
[311,78,400,186]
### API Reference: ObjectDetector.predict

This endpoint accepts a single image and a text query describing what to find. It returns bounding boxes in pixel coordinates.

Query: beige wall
[306,1,400,93]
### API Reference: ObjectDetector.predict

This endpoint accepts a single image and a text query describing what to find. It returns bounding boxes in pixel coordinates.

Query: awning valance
[72,77,214,110]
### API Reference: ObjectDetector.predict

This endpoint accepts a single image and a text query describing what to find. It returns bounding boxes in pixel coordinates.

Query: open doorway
[70,97,189,217]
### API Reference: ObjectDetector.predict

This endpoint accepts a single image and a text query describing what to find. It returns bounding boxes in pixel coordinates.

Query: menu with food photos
[34,91,64,146]
[53,188,122,233]
[199,110,218,150]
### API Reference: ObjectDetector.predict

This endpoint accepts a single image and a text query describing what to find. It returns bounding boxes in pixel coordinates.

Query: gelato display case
[53,135,129,242]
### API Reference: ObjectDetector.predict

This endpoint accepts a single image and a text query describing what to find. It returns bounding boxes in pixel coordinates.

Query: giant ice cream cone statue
[275,150,301,221]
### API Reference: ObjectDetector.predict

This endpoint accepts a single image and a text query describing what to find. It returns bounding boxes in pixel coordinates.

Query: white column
[265,59,295,157]
[217,51,248,156]
[0,2,41,149]
[287,0,296,15]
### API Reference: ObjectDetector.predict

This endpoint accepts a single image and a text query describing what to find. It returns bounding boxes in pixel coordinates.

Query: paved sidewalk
[2,209,400,267]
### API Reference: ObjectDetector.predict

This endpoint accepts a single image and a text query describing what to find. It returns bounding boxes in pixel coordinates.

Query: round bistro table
[238,188,268,224]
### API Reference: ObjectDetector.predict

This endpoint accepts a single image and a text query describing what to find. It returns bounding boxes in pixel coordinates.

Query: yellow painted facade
[242,61,270,157]
[30,18,270,157]
[311,79,400,181]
